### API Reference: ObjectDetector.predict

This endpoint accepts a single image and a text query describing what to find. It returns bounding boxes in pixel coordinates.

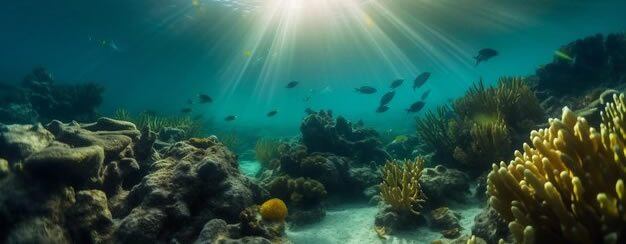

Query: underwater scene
[1,0,626,243]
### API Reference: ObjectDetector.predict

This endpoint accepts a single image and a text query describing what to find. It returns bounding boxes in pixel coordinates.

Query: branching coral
[487,94,626,244]
[255,138,281,169]
[380,156,426,215]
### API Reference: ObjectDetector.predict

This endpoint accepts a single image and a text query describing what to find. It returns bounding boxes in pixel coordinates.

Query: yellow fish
[392,135,408,144]
[192,0,200,7]
[472,113,498,125]
[243,50,252,57]
[554,50,574,62]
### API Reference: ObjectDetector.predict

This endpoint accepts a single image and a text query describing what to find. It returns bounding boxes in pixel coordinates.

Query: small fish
[393,135,408,143]
[376,105,389,113]
[390,79,404,89]
[420,89,431,100]
[244,50,252,57]
[267,110,278,117]
[406,101,426,113]
[379,91,396,106]
[186,99,193,105]
[554,50,574,62]
[193,114,203,120]
[224,115,237,121]
[413,72,431,90]
[302,96,311,102]
[192,0,200,7]
[355,86,377,94]
[109,41,120,52]
[356,119,364,127]
[474,48,499,65]
[286,81,299,88]
[305,108,316,115]
[198,94,212,103]
[181,108,192,113]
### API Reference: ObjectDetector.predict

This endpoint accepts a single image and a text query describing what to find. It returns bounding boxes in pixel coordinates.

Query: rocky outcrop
[300,110,390,165]
[420,165,470,205]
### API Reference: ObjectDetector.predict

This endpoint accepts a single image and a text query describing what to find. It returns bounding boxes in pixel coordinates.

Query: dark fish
[193,114,203,120]
[186,99,193,105]
[198,94,212,103]
[420,89,431,100]
[356,119,364,127]
[376,105,390,113]
[406,101,426,113]
[286,81,299,88]
[355,86,377,94]
[181,108,192,113]
[267,110,278,117]
[379,91,396,106]
[224,115,237,121]
[305,108,315,115]
[474,48,499,66]
[413,72,431,90]
[302,96,311,102]
[390,79,404,89]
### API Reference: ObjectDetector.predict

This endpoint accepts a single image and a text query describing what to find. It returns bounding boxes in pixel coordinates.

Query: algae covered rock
[0,123,55,163]
[419,165,470,204]
[65,190,114,243]
[23,145,105,186]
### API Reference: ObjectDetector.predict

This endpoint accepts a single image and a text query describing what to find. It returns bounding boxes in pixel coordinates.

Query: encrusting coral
[487,93,626,244]
[380,156,427,215]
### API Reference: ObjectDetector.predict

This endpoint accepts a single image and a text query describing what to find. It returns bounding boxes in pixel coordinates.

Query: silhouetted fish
[355,86,377,94]
[474,48,499,65]
[305,108,315,115]
[390,79,404,89]
[356,119,364,127]
[406,101,426,113]
[302,96,311,102]
[420,89,431,100]
[193,114,203,120]
[413,72,431,90]
[186,99,193,105]
[380,91,396,106]
[286,81,299,88]
[181,108,192,113]
[267,110,278,117]
[376,105,390,113]
[224,115,237,121]
[198,94,212,103]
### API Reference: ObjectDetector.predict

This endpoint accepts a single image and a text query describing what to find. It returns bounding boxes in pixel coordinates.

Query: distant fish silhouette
[286,81,299,88]
[355,86,377,94]
[305,108,315,115]
[181,108,192,113]
[413,72,431,90]
[224,115,237,121]
[198,94,212,104]
[406,101,425,113]
[267,110,278,117]
[390,79,404,89]
[379,91,396,106]
[474,48,498,65]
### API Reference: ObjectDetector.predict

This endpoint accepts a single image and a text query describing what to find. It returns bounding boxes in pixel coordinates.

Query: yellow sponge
[259,198,288,221]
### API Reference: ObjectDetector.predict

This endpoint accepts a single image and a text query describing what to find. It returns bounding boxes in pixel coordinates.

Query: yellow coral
[259,198,288,222]
[380,156,426,214]
[487,93,626,244]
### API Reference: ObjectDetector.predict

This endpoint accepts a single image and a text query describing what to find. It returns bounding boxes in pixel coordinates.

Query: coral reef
[0,67,104,124]
[380,156,426,215]
[0,117,280,244]
[536,33,626,95]
[417,77,544,172]
[259,198,288,221]
[430,207,462,239]
[487,94,626,243]
[300,110,390,165]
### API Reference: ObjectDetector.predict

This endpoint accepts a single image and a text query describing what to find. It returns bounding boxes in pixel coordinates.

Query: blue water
[1,0,625,135]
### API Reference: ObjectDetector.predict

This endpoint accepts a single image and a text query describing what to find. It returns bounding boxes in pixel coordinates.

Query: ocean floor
[286,199,482,243]
[239,160,262,178]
